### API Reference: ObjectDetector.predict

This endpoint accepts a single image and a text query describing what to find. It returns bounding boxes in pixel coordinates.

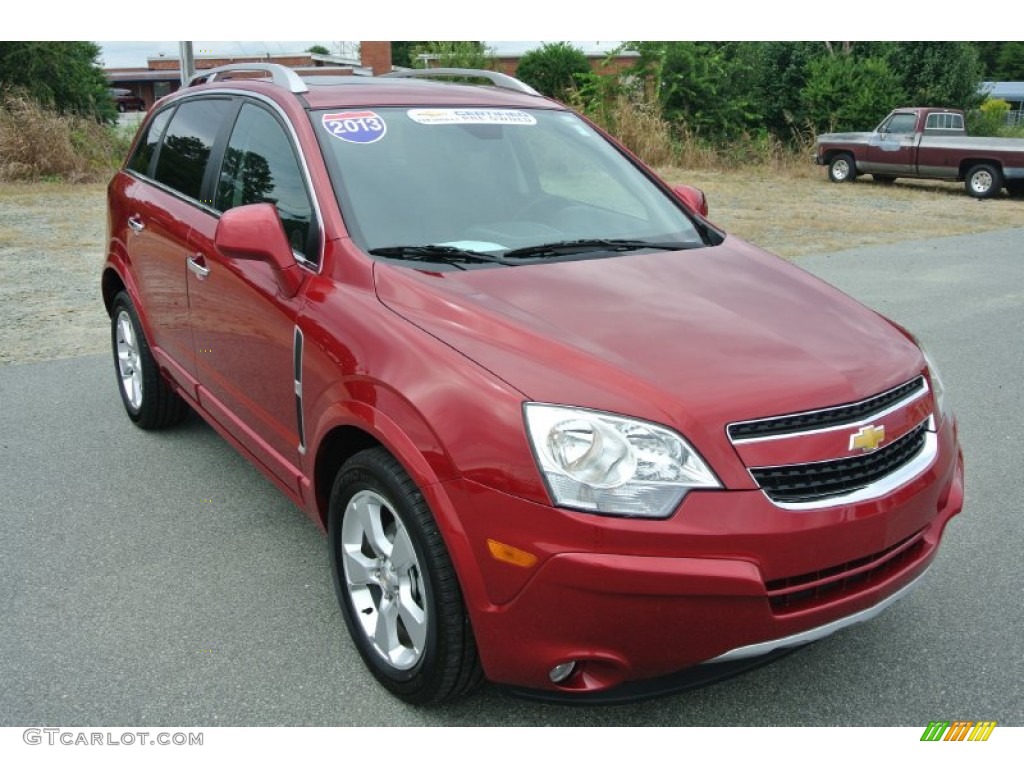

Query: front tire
[110,291,187,429]
[828,154,856,183]
[327,448,482,703]
[965,163,1003,199]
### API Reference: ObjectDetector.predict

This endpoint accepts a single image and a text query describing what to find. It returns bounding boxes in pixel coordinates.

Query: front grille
[728,377,925,440]
[750,420,928,503]
[766,529,927,614]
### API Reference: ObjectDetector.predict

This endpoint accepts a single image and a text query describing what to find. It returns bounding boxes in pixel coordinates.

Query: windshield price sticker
[407,109,537,126]
[322,111,387,144]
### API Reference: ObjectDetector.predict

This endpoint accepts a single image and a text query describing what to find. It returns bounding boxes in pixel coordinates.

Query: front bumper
[428,416,963,695]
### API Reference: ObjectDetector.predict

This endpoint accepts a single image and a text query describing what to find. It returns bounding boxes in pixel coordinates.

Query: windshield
[312,107,707,262]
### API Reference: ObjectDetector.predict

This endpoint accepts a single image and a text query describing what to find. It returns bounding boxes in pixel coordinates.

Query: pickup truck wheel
[828,154,856,183]
[965,164,1003,199]
[873,174,896,184]
[328,448,483,703]
[110,291,188,429]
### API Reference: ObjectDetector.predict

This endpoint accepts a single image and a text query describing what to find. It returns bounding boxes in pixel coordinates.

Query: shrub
[0,90,129,182]
[516,42,592,102]
[967,98,1011,137]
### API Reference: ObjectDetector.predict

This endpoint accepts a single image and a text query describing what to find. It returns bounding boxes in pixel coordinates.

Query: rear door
[121,97,235,390]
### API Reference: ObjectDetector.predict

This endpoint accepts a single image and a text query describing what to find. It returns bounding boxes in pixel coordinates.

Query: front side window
[153,98,233,200]
[881,113,917,135]
[215,103,317,261]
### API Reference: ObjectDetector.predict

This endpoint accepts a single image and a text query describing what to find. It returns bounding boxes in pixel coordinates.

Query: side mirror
[214,203,303,298]
[671,184,709,218]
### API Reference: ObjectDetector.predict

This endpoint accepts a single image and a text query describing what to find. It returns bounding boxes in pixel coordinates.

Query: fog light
[549,661,576,684]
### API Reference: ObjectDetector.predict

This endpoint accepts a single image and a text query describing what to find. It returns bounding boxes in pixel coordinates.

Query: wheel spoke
[390,526,416,571]
[343,548,379,587]
[374,595,402,658]
[353,495,393,558]
[397,586,427,651]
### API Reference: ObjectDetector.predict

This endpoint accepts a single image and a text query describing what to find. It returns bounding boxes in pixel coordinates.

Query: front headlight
[523,403,720,518]
[920,346,949,422]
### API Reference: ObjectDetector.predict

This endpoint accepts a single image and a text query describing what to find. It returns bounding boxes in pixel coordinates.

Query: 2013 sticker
[407,109,537,126]
[322,111,387,144]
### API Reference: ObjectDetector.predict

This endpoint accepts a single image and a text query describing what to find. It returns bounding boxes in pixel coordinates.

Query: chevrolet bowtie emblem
[849,425,885,452]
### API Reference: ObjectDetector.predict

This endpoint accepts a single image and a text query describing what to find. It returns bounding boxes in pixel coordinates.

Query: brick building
[105,42,393,110]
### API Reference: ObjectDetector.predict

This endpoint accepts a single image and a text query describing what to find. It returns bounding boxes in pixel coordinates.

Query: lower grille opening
[766,529,927,614]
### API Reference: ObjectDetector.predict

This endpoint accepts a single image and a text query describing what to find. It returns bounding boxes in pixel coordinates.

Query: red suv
[102,64,964,703]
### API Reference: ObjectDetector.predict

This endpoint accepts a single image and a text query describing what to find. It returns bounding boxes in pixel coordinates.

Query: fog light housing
[549,661,576,684]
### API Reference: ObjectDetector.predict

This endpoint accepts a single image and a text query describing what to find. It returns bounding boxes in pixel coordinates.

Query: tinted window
[216,103,317,260]
[128,107,173,176]
[153,99,233,200]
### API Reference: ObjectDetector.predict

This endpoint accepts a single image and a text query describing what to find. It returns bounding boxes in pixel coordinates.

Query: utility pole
[179,41,195,86]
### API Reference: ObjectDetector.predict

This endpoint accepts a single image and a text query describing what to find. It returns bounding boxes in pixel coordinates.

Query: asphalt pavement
[1,228,1022,726]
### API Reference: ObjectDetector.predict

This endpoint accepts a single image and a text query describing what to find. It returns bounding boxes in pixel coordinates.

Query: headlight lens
[920,345,949,421]
[524,404,720,518]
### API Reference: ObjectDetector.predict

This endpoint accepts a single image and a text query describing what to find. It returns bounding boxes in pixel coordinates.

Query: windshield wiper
[502,238,698,260]
[369,244,509,269]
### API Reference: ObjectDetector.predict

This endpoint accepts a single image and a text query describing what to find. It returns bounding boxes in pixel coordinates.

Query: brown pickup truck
[815,107,1024,198]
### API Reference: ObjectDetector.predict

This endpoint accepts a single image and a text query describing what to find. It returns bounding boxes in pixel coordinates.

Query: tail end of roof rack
[187,63,308,94]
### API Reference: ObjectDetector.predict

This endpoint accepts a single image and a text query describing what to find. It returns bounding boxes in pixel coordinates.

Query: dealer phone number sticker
[407,109,538,126]
[322,111,387,144]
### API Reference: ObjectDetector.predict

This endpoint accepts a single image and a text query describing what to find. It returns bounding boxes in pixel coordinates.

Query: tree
[801,55,906,133]
[886,43,984,111]
[306,45,330,56]
[626,41,760,140]
[0,41,116,122]
[409,41,495,70]
[515,42,592,102]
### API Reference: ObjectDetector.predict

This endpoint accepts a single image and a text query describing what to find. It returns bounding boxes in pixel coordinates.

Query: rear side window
[215,103,318,261]
[127,107,173,176]
[925,112,964,131]
[153,99,233,201]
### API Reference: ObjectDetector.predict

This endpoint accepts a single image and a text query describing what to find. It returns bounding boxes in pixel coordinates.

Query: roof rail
[381,68,540,97]
[187,63,308,94]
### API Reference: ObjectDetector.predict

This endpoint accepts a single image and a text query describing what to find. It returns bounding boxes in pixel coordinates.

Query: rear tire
[965,163,1003,199]
[110,291,188,429]
[828,154,856,183]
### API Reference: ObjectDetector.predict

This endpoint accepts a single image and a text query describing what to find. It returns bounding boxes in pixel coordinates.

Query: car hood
[373,238,923,444]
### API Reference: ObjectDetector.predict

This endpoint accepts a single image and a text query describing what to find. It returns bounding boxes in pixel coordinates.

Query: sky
[96,41,626,69]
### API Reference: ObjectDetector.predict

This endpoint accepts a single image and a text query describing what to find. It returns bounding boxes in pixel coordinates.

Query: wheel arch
[958,158,1003,181]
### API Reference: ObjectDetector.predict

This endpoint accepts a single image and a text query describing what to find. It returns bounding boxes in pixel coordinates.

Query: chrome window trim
[750,417,937,511]
[123,89,326,275]
[728,376,928,444]
[704,565,931,663]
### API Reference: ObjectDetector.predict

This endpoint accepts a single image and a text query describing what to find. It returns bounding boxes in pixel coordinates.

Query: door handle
[127,215,145,233]
[187,254,210,279]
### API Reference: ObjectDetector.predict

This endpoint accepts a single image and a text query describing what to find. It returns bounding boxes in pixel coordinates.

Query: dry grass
[0,93,127,183]
[658,168,1024,258]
